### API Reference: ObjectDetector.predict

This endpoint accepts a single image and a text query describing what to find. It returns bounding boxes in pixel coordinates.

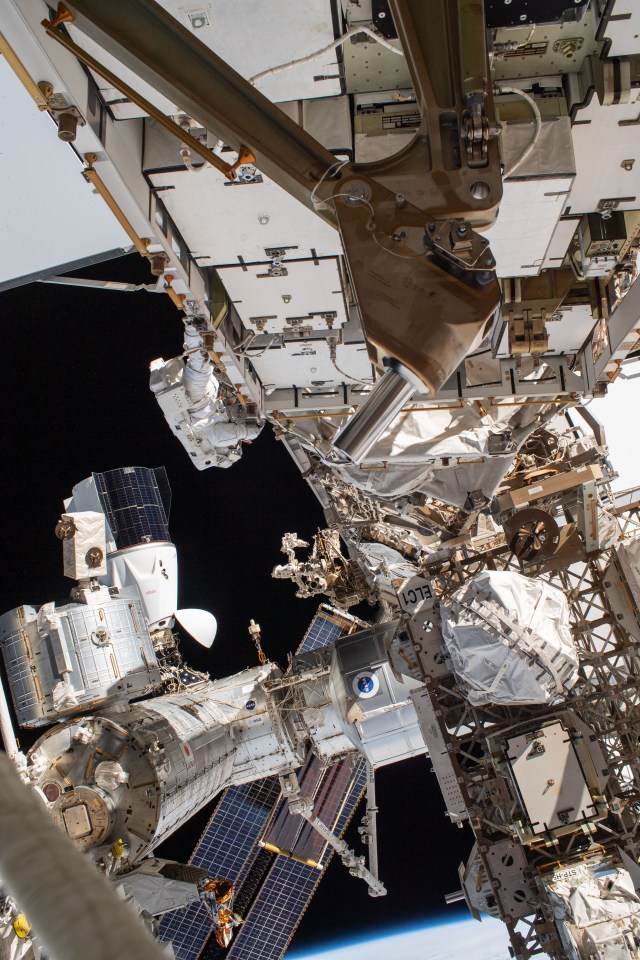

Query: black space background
[0,254,472,950]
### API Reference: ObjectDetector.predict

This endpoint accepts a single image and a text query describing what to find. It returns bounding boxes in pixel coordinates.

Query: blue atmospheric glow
[288,914,512,960]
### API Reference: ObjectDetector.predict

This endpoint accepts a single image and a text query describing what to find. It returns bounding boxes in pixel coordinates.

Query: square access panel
[506,721,597,836]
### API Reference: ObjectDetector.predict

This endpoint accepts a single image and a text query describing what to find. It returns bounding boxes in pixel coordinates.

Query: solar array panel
[158,605,366,960]
[299,604,358,653]
[263,753,360,866]
[94,466,170,549]
[212,756,367,960]
[222,858,321,960]
[159,778,281,960]
[190,779,281,878]
[159,900,210,960]
[199,756,367,960]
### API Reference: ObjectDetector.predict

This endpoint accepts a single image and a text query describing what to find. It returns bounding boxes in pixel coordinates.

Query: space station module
[0,468,425,867]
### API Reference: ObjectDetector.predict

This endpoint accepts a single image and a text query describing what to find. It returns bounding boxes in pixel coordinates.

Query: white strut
[358,762,381,894]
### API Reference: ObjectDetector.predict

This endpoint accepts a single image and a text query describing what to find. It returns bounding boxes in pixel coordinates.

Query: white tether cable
[250,25,403,85]
[179,29,402,168]
[496,85,542,178]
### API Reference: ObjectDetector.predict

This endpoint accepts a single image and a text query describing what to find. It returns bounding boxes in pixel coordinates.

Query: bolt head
[470,180,491,200]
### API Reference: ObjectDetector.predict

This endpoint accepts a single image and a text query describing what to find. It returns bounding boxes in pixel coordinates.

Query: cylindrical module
[332,361,417,463]
[25,625,428,864]
[27,663,302,863]
[0,595,161,727]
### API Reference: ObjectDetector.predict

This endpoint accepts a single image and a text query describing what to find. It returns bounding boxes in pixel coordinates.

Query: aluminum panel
[0,597,160,727]
[0,54,130,289]
[600,1,640,57]
[342,5,410,95]
[567,95,640,217]
[70,0,340,121]
[506,722,596,835]
[410,687,467,823]
[482,175,573,278]
[216,259,349,334]
[147,168,342,267]
[249,338,373,392]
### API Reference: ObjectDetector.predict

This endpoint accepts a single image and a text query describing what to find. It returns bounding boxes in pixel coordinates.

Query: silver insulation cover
[0,594,161,727]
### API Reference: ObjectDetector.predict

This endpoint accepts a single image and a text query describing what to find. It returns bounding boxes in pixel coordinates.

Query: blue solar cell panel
[224,858,320,960]
[159,902,211,960]
[158,779,280,959]
[94,467,170,549]
[299,605,355,653]
[191,779,280,877]
[199,760,367,960]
